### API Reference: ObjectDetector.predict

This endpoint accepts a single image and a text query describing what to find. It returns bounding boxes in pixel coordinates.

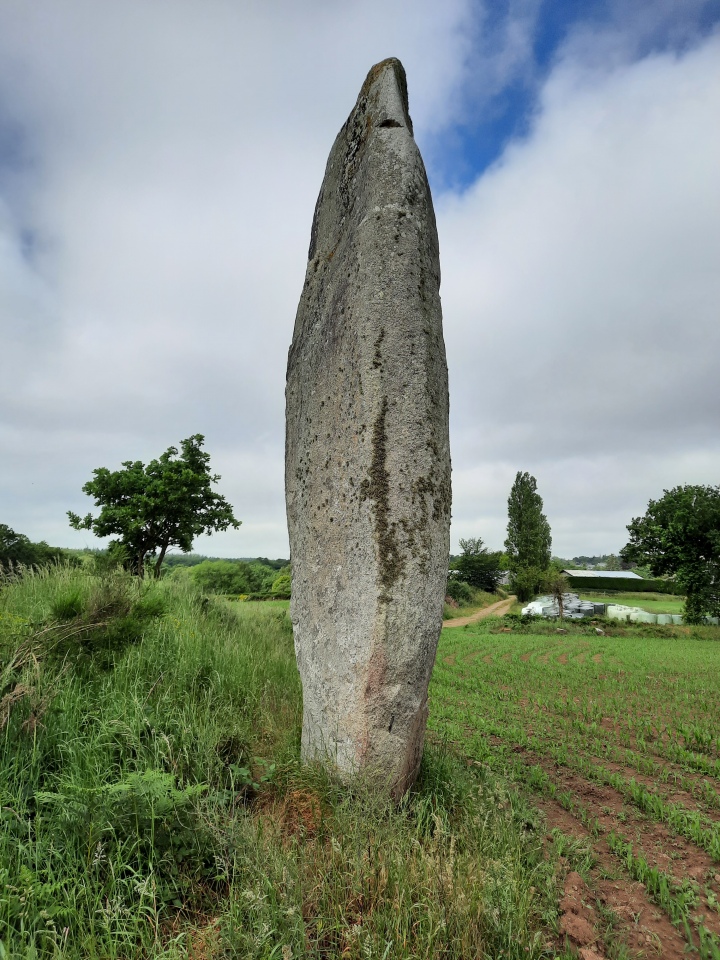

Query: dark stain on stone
[360,396,404,598]
[372,327,385,369]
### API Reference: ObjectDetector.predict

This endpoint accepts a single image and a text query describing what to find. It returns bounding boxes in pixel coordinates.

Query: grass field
[577,591,686,615]
[3,566,719,958]
[431,615,720,959]
[0,568,567,959]
[228,597,291,614]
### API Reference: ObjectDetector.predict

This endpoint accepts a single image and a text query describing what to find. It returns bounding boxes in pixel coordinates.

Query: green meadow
[0,566,565,960]
[2,566,719,958]
[577,591,686,615]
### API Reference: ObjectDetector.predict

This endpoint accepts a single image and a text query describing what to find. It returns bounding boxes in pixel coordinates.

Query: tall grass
[1,566,561,959]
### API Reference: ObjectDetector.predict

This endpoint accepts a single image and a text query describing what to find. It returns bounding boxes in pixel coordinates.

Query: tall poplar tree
[505,471,551,600]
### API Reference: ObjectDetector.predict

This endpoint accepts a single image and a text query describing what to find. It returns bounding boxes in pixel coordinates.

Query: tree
[68,435,240,578]
[505,471,552,601]
[541,567,570,619]
[191,559,258,595]
[505,471,551,572]
[0,524,66,570]
[622,484,720,624]
[0,525,38,567]
[451,537,502,592]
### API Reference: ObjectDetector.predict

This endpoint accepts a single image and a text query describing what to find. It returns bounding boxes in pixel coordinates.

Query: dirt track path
[442,595,516,628]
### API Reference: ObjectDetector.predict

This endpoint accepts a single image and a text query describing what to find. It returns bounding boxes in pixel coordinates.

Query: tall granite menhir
[285,58,451,798]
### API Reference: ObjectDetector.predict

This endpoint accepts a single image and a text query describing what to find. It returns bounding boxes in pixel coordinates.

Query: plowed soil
[430,620,720,958]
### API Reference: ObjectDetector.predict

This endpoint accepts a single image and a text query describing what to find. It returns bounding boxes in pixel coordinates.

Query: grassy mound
[1,566,560,959]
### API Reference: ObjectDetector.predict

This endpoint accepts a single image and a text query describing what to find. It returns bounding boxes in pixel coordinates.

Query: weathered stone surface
[285,58,451,797]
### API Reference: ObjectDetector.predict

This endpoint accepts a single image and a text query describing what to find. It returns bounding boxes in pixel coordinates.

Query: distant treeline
[1,524,292,599]
[167,558,291,599]
[0,524,76,570]
[162,554,289,571]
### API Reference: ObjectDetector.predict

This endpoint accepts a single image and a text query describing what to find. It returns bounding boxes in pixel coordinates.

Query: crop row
[436,659,720,795]
[468,742,720,958]
[606,833,720,960]
[434,693,720,863]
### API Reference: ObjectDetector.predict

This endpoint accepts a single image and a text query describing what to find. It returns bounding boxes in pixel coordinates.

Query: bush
[191,559,259,595]
[446,578,474,605]
[270,572,291,599]
[510,566,544,603]
[190,559,282,596]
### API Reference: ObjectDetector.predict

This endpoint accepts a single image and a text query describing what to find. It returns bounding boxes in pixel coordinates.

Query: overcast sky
[1,0,719,560]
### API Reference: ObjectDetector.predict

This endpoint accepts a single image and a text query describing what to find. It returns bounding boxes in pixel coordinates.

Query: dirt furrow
[536,794,689,959]
[522,749,720,942]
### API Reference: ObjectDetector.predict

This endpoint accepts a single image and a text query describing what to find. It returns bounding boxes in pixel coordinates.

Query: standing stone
[285,58,451,798]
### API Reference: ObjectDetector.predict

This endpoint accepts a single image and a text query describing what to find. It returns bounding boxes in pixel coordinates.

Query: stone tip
[359,57,412,133]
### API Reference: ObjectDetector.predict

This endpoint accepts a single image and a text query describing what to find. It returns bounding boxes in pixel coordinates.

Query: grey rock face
[285,58,451,798]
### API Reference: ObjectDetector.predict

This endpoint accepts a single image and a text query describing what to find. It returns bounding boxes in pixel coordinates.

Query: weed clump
[0,567,300,956]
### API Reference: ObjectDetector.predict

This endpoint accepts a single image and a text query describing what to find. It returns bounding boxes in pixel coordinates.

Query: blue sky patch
[426,0,720,194]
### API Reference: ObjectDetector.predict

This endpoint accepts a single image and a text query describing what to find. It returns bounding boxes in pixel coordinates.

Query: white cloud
[440,32,720,554]
[0,2,718,562]
[0,0,477,557]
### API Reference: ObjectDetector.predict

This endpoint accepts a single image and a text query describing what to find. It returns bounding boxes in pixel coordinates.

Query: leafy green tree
[505,472,552,571]
[505,472,552,601]
[0,524,37,567]
[622,484,720,624]
[68,435,240,578]
[247,561,278,594]
[270,572,291,598]
[191,560,258,595]
[451,537,502,592]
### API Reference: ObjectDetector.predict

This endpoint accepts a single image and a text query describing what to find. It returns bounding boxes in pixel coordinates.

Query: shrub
[446,578,474,605]
[270,573,291,599]
[50,588,85,621]
[510,566,544,603]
